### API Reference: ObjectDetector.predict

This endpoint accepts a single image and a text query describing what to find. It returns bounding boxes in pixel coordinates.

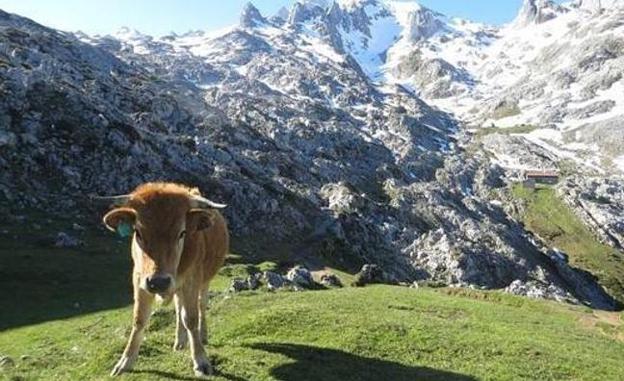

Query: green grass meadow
[0,207,623,380]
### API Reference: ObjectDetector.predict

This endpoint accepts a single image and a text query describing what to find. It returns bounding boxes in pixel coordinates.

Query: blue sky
[0,0,540,36]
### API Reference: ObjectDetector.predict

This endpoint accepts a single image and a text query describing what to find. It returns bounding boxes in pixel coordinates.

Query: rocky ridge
[278,0,624,174]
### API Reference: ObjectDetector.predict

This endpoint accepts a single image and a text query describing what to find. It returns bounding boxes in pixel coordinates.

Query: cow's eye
[179,230,186,240]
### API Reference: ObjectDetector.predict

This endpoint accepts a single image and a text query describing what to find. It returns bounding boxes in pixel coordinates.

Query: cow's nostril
[146,276,172,293]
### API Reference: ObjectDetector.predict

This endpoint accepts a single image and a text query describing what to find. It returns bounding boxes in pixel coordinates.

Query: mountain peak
[112,26,150,41]
[404,4,446,42]
[512,0,566,27]
[240,2,266,28]
[287,0,329,26]
[337,0,375,10]
[298,0,330,9]
[270,6,290,25]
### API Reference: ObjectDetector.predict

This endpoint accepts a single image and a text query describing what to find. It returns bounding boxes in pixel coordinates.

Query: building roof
[525,170,559,178]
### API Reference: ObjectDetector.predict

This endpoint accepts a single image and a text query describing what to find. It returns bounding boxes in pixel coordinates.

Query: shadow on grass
[250,343,479,381]
[0,230,134,330]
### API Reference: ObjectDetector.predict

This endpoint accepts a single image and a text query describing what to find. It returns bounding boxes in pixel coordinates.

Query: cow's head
[99,184,226,298]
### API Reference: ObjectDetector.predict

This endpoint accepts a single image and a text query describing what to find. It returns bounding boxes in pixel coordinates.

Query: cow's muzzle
[145,274,173,294]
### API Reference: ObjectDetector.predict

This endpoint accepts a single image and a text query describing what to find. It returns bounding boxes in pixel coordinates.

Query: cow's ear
[187,209,215,231]
[103,207,137,236]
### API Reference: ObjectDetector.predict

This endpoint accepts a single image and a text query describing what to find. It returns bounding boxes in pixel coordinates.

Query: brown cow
[99,182,228,377]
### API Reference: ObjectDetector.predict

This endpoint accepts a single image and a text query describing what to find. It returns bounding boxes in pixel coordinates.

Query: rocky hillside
[0,2,622,309]
[372,0,624,174]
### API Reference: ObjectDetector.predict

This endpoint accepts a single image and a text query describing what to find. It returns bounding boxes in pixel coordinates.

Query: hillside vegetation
[1,286,623,381]
[0,219,623,381]
[472,124,539,138]
[512,184,624,305]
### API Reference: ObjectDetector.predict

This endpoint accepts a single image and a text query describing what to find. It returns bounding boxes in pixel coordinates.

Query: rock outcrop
[512,0,567,28]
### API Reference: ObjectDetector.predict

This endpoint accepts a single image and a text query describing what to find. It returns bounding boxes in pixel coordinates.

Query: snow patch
[614,156,624,173]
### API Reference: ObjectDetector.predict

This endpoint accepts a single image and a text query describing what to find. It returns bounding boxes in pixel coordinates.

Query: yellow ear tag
[117,222,133,238]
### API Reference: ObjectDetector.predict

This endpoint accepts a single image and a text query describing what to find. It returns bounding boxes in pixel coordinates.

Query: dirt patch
[579,310,623,342]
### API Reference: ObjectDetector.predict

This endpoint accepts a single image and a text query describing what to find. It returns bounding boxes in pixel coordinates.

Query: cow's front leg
[173,294,188,350]
[179,287,211,377]
[111,287,154,376]
[199,290,208,344]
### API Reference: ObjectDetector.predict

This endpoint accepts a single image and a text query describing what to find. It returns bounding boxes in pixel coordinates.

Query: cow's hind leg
[173,294,188,350]
[111,287,154,376]
[179,286,212,377]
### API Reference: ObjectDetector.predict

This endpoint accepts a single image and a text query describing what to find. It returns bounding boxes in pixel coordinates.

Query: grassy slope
[1,211,623,380]
[512,184,624,304]
[1,287,623,381]
[0,215,350,331]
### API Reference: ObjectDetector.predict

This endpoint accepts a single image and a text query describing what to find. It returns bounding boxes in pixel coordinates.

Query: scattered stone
[319,273,343,288]
[286,265,315,290]
[352,264,386,287]
[548,248,569,263]
[228,278,249,293]
[263,271,286,291]
[247,273,261,290]
[54,232,83,248]
[504,279,572,303]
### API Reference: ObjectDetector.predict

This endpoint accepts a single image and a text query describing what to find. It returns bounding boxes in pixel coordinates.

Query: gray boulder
[320,273,343,288]
[263,271,286,291]
[247,273,262,290]
[54,232,83,248]
[504,279,573,303]
[286,266,315,290]
[352,264,387,287]
[228,278,249,293]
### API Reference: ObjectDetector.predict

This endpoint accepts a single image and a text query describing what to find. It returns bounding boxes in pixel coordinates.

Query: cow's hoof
[193,360,213,378]
[110,356,134,376]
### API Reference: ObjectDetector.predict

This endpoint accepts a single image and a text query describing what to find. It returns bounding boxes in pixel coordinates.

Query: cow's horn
[90,194,132,206]
[191,195,227,209]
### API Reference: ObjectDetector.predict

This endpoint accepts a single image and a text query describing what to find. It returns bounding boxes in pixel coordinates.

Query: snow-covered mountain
[142,0,622,175]
[450,0,624,175]
[268,0,624,174]
[105,0,621,175]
